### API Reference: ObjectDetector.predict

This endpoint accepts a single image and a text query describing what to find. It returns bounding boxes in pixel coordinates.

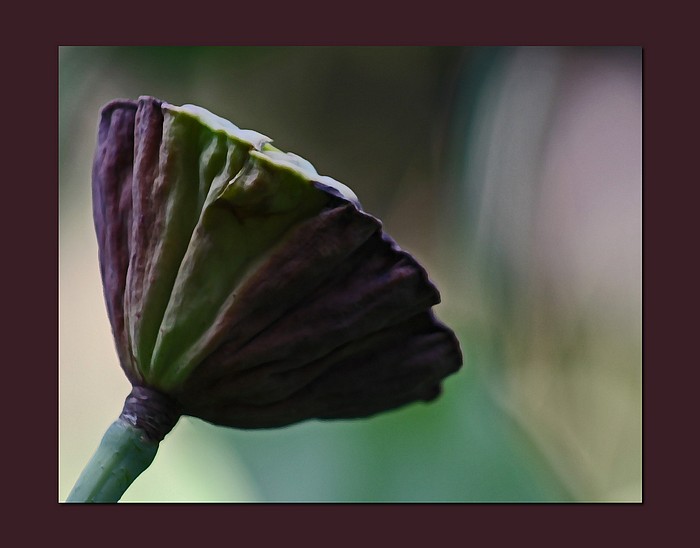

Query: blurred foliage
[59,46,641,502]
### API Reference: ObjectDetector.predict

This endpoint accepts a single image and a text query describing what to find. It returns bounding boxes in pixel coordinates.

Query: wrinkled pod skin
[93,96,463,431]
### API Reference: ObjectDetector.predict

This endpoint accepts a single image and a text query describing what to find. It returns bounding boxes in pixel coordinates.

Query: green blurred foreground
[59,46,641,502]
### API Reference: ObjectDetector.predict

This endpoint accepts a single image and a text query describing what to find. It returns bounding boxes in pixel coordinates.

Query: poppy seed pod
[92,95,462,435]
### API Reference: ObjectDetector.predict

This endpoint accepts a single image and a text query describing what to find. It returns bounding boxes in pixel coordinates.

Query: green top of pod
[93,97,360,392]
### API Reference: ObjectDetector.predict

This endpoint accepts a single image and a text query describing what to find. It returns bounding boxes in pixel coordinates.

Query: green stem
[66,418,159,503]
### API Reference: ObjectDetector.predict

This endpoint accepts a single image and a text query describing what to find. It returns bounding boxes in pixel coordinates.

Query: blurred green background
[59,46,641,502]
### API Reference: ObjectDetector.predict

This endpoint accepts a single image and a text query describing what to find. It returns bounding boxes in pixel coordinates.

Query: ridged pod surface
[92,96,463,429]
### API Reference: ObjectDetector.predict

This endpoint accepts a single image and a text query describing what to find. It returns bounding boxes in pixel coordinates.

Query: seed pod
[92,96,463,430]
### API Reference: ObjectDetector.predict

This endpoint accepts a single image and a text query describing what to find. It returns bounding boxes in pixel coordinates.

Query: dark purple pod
[92,96,463,431]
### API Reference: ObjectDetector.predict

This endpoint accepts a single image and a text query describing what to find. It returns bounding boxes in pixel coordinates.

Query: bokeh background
[59,46,641,502]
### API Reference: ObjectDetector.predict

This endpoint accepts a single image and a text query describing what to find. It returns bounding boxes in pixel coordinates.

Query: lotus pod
[92,96,463,430]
